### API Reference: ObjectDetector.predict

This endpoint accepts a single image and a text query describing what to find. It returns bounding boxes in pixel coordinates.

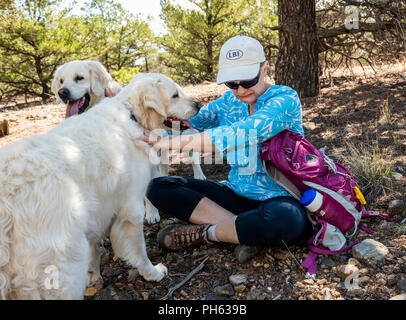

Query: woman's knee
[146,176,180,204]
[258,197,308,244]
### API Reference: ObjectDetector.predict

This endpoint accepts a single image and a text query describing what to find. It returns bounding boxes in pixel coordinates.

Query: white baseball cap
[216,35,266,84]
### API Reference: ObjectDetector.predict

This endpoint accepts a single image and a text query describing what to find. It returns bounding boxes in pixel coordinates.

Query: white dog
[52,60,206,178]
[52,60,206,224]
[0,73,200,299]
[51,60,122,118]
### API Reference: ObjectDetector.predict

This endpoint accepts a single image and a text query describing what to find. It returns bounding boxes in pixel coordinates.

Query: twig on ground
[161,256,209,300]
[281,240,307,275]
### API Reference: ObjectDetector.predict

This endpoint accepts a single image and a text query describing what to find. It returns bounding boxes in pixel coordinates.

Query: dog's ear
[51,66,63,102]
[142,85,167,118]
[87,61,112,97]
[127,78,166,119]
[150,79,169,118]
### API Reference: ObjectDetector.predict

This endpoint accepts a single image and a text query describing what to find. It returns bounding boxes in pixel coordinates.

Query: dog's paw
[145,207,160,225]
[142,263,168,282]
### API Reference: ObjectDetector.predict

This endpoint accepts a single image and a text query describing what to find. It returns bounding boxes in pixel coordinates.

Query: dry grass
[378,96,393,126]
[344,141,394,204]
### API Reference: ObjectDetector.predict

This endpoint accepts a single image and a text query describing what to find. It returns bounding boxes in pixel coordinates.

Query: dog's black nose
[58,88,70,100]
[193,100,202,109]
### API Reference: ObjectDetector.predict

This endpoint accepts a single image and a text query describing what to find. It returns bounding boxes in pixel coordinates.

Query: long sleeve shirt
[188,85,304,201]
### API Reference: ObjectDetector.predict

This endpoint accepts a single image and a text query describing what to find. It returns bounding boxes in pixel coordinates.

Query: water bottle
[300,188,323,212]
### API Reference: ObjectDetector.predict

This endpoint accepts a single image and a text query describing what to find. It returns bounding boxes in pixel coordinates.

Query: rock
[94,286,117,300]
[102,266,123,278]
[397,278,406,293]
[387,274,398,286]
[359,268,369,274]
[304,122,317,131]
[387,199,406,215]
[213,284,235,296]
[389,293,406,300]
[347,258,361,268]
[334,264,359,281]
[320,257,336,269]
[84,285,102,297]
[272,249,290,260]
[235,284,246,293]
[316,278,327,285]
[392,172,403,181]
[224,262,233,271]
[346,288,365,298]
[352,239,389,266]
[396,166,405,173]
[229,274,248,286]
[246,288,264,300]
[358,276,370,285]
[303,278,315,285]
[234,245,258,263]
[336,282,346,289]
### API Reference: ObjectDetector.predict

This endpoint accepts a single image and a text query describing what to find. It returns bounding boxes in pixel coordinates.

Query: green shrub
[111,67,141,86]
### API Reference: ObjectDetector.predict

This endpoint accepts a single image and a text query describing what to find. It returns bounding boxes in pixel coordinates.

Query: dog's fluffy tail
[0,209,12,300]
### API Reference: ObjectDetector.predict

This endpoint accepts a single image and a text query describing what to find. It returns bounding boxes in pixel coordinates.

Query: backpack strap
[362,210,393,221]
[358,210,393,234]
[301,221,359,278]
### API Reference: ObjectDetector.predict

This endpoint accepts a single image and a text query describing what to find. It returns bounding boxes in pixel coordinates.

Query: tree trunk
[275,0,319,98]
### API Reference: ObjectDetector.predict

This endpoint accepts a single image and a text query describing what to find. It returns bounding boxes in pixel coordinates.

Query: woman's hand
[137,130,217,153]
[104,87,115,97]
[138,129,160,146]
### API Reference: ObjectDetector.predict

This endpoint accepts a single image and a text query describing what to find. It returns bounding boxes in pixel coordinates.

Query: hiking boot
[157,224,211,250]
[234,244,258,263]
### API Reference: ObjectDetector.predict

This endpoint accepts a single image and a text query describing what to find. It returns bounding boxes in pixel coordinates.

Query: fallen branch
[161,256,209,300]
[281,240,307,276]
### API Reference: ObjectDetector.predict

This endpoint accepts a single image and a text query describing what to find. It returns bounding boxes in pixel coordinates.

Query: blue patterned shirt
[188,85,304,201]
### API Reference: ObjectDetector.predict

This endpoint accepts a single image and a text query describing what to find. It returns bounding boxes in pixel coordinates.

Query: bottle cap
[300,188,316,206]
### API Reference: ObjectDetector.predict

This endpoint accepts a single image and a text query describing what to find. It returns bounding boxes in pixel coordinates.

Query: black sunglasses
[224,69,261,90]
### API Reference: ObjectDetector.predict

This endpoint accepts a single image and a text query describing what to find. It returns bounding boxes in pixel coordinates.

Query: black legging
[146,176,310,246]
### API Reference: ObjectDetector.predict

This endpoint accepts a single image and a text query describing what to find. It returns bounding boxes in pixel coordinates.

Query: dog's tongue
[65,100,81,118]
[167,118,192,130]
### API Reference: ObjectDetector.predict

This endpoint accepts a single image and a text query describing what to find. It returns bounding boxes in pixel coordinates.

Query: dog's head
[118,73,200,131]
[52,60,116,118]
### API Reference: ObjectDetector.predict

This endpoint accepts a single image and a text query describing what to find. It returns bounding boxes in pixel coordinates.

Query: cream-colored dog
[51,60,121,118]
[52,60,206,224]
[0,73,200,299]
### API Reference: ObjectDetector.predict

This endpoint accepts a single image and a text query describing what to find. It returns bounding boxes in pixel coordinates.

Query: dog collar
[130,112,138,123]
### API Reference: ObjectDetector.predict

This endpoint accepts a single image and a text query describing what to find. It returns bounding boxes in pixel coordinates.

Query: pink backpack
[259,129,391,278]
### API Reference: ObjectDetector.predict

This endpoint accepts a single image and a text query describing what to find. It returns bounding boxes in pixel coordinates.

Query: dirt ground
[0,66,405,301]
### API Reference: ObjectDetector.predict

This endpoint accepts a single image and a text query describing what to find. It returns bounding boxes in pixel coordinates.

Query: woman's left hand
[138,129,158,145]
[137,129,169,150]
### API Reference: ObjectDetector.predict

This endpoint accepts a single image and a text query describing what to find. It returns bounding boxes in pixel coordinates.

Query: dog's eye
[172,93,179,98]
[75,76,84,82]
[60,79,63,84]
